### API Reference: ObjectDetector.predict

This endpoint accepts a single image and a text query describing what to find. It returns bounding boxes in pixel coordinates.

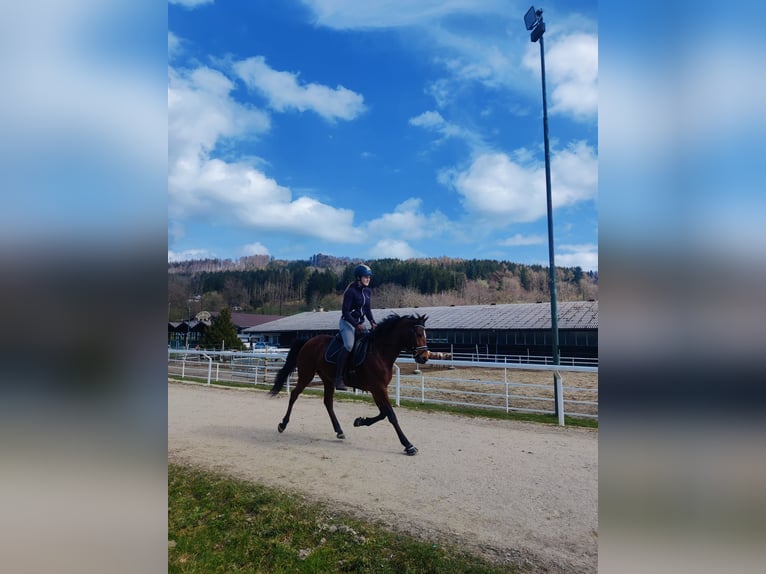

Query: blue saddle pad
[325,333,369,367]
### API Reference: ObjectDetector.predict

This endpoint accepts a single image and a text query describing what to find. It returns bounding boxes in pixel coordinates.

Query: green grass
[169,463,516,573]
[169,377,598,429]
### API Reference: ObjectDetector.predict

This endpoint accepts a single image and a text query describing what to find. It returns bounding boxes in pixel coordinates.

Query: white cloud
[168,65,270,166]
[556,243,598,271]
[523,32,598,121]
[499,233,545,246]
[168,31,181,59]
[409,110,445,129]
[368,239,423,260]
[409,110,483,148]
[550,140,599,205]
[451,141,597,224]
[366,198,449,240]
[425,79,451,109]
[169,62,363,244]
[242,242,270,256]
[299,0,503,29]
[453,152,543,223]
[169,155,361,242]
[427,26,514,91]
[169,0,214,8]
[233,56,366,122]
[168,248,215,262]
[300,1,596,126]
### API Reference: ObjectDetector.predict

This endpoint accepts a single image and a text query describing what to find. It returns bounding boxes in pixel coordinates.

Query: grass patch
[169,463,516,573]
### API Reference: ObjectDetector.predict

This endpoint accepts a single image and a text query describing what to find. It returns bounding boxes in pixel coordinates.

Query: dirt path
[168,382,597,573]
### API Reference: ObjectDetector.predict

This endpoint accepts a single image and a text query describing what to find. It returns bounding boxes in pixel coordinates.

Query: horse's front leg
[323,385,346,439]
[384,404,418,455]
[361,388,417,455]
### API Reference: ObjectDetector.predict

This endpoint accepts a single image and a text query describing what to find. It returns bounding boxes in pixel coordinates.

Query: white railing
[421,345,598,367]
[168,349,285,386]
[168,349,598,425]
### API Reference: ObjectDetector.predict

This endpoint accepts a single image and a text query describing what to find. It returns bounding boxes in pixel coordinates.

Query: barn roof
[224,312,283,329]
[243,300,598,333]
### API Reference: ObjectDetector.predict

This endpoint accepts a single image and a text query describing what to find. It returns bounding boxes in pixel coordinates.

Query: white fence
[427,345,598,367]
[167,349,598,425]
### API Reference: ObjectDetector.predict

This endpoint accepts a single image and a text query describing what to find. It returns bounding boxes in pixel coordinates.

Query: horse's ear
[420,314,428,324]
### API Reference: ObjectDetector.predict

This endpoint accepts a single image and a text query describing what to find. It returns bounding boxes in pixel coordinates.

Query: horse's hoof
[277,423,285,433]
[404,445,418,456]
[353,417,364,427]
[337,432,345,440]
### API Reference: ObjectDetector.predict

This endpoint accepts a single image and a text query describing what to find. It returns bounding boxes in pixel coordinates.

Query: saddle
[324,331,370,371]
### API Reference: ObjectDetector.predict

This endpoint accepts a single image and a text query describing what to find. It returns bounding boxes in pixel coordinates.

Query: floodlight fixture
[524,6,539,31]
[530,20,545,42]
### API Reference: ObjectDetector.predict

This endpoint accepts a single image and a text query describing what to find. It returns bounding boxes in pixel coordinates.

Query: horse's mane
[370,313,428,341]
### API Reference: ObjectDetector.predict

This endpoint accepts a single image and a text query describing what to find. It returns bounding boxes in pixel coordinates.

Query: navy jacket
[341,282,376,326]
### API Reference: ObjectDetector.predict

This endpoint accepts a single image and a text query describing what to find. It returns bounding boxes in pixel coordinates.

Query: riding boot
[335,348,349,391]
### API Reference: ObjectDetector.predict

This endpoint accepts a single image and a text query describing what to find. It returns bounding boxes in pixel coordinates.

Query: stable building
[243,301,598,363]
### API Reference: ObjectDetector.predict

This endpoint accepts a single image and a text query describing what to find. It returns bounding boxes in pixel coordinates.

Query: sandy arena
[169,381,597,573]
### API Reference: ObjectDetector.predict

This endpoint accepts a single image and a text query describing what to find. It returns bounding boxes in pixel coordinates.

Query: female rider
[335,264,377,390]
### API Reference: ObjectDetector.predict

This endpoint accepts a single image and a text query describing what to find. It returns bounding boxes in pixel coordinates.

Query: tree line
[168,256,598,320]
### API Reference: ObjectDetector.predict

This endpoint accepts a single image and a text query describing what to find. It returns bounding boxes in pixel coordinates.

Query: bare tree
[222,276,247,308]
[201,291,226,313]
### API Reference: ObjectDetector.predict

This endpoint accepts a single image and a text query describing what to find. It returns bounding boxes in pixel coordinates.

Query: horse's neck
[372,339,404,366]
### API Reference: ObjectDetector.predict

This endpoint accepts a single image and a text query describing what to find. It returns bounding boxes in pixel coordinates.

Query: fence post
[554,371,564,426]
[200,353,212,386]
[505,369,509,413]
[420,374,425,403]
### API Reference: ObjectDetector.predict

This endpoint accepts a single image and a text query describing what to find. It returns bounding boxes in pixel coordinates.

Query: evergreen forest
[168,254,598,320]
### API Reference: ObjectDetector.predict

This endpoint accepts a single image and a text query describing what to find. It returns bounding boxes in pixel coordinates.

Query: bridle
[411,323,429,363]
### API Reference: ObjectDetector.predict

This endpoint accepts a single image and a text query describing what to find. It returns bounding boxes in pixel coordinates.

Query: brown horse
[268,314,430,455]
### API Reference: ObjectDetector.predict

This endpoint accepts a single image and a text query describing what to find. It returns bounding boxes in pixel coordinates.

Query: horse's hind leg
[353,411,386,427]
[277,378,310,433]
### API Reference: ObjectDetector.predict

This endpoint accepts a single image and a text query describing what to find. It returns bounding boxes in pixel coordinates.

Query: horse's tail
[269,339,308,395]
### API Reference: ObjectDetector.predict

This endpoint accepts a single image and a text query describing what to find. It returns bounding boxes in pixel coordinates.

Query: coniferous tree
[171,256,597,315]
[201,307,244,350]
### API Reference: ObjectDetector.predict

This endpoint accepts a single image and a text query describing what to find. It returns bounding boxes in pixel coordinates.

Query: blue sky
[168,0,598,270]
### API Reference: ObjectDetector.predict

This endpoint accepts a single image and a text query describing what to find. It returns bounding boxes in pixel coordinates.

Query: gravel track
[168,382,597,573]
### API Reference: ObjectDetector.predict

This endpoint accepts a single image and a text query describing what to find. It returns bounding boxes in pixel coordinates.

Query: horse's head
[409,314,430,364]
[373,313,431,363]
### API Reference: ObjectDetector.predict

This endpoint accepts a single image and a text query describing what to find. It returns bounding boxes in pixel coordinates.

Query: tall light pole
[525,6,562,419]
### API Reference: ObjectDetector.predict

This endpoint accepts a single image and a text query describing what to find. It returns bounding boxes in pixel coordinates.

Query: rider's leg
[335,347,349,390]
[335,320,354,391]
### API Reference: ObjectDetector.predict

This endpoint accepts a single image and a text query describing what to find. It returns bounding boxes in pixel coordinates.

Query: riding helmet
[354,264,373,278]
